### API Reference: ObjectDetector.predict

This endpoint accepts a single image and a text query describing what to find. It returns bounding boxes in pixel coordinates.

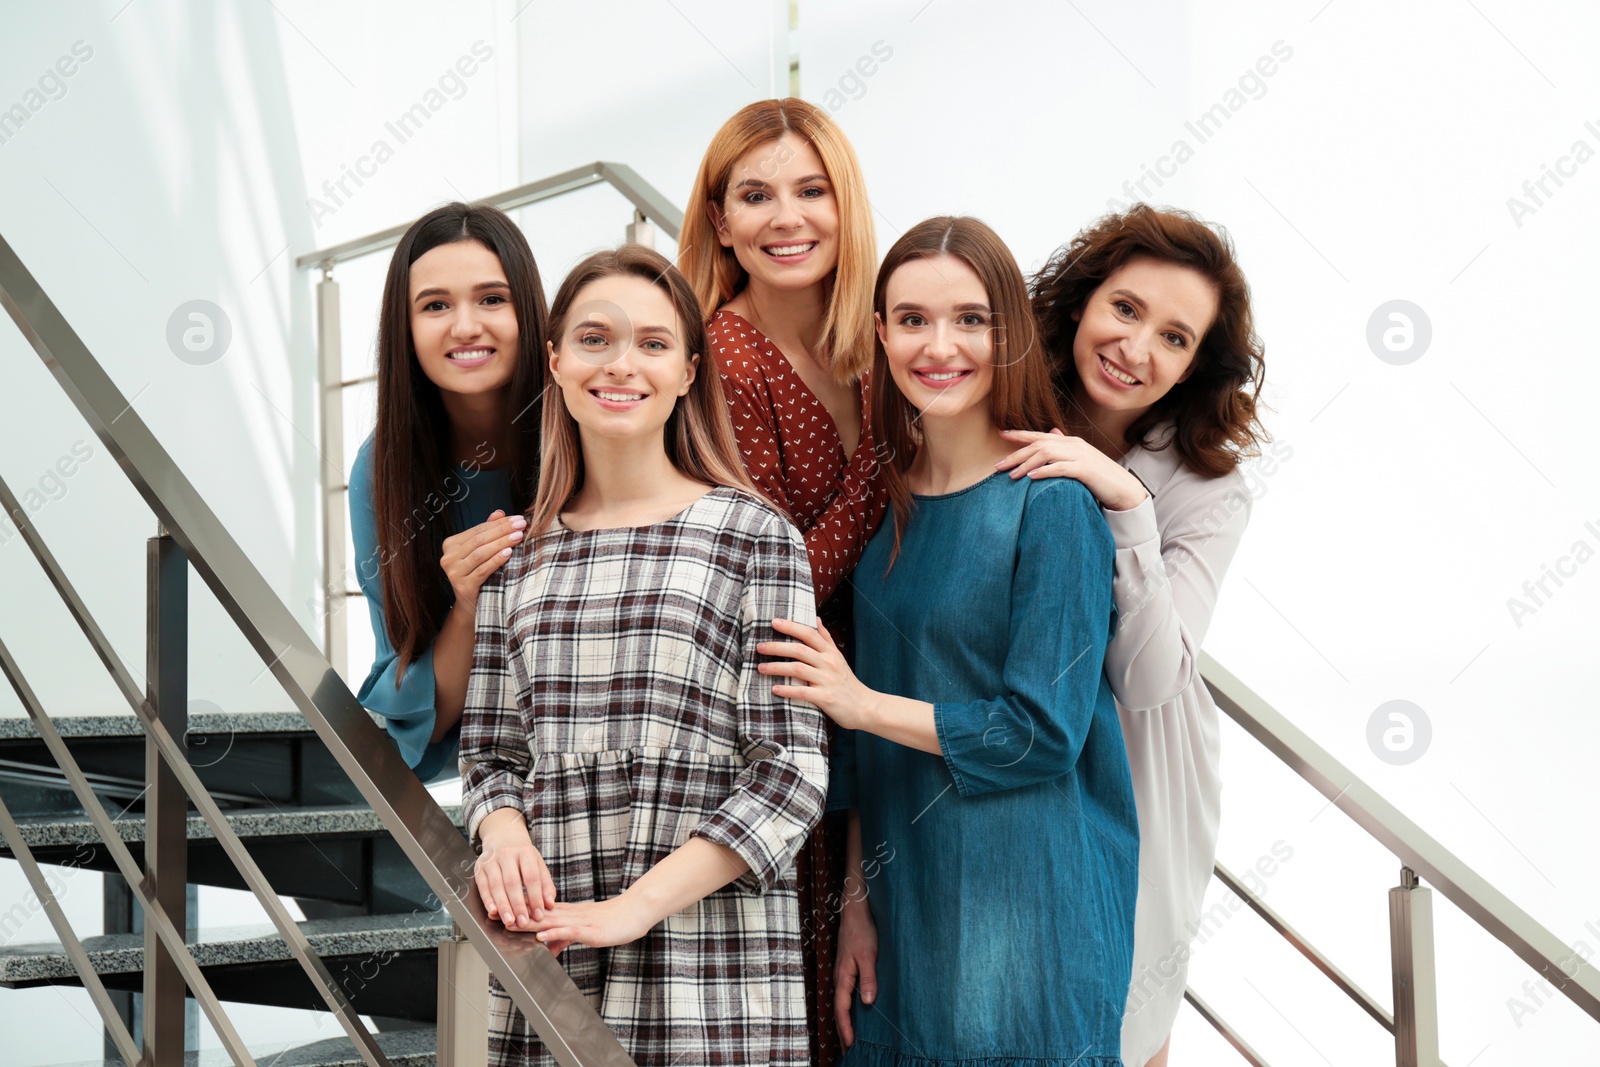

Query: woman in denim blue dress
[759,216,1138,1067]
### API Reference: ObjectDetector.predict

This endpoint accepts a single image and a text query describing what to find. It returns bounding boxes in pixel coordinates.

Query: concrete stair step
[0,802,462,850]
[1,911,451,1022]
[0,711,386,816]
[49,1026,437,1066]
[0,803,463,912]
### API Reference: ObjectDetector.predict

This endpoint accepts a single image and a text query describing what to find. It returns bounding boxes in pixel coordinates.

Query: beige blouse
[1103,423,1253,1066]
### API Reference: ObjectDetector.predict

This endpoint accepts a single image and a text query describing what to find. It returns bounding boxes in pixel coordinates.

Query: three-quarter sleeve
[693,513,828,894]
[932,480,1116,797]
[720,366,889,606]
[458,563,530,846]
[348,440,454,776]
[1101,471,1250,712]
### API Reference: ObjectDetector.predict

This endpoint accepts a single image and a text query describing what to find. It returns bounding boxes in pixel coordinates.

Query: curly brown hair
[1030,203,1268,477]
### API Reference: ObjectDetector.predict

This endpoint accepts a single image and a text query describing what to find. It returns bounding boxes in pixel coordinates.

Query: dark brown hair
[531,244,759,538]
[1031,203,1267,476]
[872,216,1065,568]
[372,202,547,679]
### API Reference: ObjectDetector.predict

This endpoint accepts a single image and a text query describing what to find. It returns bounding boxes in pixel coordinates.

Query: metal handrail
[0,789,142,1065]
[1194,651,1599,1064]
[0,629,274,1066]
[1185,988,1273,1067]
[293,160,684,271]
[0,232,634,1066]
[1212,861,1394,1034]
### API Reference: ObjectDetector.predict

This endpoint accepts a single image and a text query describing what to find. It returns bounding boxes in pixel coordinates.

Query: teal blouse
[830,471,1138,1067]
[348,435,515,781]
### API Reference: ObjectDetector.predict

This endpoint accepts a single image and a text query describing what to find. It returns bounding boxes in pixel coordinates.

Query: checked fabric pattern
[461,486,827,1067]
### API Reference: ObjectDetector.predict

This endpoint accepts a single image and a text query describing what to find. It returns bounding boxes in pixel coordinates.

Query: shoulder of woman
[1016,478,1113,569]
[1021,473,1102,523]
[347,432,378,502]
[713,486,795,536]
[706,310,773,386]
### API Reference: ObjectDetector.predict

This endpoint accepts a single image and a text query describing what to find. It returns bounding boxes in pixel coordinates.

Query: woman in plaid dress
[460,243,828,1067]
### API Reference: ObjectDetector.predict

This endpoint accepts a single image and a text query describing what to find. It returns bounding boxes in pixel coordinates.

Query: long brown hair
[871,216,1065,568]
[372,202,547,679]
[1031,203,1268,476]
[678,98,877,383]
[529,244,759,537]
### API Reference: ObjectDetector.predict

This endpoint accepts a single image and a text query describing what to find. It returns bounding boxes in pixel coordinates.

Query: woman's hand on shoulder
[441,509,526,610]
[997,428,1149,512]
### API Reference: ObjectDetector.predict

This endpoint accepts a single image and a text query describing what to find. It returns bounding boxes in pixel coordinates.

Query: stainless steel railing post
[144,526,189,1065]
[317,266,348,680]
[436,920,490,1067]
[624,208,657,250]
[1389,866,1441,1067]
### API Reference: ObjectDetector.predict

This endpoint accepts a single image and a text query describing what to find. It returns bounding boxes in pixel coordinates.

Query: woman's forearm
[861,693,940,756]
[430,598,477,742]
[620,837,751,926]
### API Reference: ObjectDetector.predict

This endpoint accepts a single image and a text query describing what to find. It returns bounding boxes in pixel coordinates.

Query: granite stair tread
[49,1026,437,1066]
[0,803,464,850]
[0,712,319,741]
[0,909,453,984]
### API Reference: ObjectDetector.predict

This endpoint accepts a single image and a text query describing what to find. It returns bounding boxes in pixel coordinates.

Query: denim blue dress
[348,434,515,781]
[830,471,1138,1067]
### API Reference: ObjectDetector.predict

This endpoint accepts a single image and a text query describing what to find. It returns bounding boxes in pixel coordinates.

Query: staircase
[0,713,457,1062]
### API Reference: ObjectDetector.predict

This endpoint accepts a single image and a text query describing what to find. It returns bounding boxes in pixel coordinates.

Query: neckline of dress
[554,485,731,535]
[714,307,856,458]
[908,469,1010,501]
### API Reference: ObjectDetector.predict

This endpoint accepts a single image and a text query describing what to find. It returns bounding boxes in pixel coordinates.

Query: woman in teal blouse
[349,202,548,780]
[759,216,1137,1066]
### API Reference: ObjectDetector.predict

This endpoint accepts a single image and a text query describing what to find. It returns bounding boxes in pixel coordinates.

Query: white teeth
[595,390,644,402]
[1101,356,1139,385]
[449,349,492,361]
[922,370,965,381]
[765,242,816,256]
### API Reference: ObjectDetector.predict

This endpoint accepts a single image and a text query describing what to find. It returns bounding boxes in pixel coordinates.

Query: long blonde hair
[679,98,876,384]
[530,244,759,537]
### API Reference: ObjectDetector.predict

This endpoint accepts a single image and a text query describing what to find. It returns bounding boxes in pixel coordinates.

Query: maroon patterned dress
[709,308,890,1067]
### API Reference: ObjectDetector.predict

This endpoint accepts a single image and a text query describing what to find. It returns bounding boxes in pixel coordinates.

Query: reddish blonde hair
[679,98,876,383]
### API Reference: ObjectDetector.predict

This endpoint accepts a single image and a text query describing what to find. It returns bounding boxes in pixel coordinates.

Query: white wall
[2,0,1596,1062]
[0,0,521,1060]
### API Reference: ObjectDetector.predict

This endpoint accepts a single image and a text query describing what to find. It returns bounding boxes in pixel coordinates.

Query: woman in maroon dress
[680,98,885,1067]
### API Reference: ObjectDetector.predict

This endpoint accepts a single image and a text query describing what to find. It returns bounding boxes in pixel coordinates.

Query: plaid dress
[460,486,827,1067]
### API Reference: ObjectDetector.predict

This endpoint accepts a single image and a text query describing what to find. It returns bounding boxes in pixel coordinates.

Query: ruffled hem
[842,1037,1123,1067]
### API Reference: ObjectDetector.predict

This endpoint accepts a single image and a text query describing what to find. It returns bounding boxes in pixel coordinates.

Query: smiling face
[710,132,840,295]
[408,239,518,398]
[877,254,996,424]
[547,274,697,443]
[1070,256,1219,418]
